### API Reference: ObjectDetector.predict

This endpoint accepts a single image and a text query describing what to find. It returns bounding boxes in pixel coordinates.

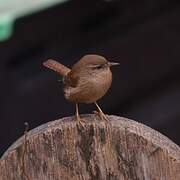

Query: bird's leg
[94,102,108,121]
[75,103,85,126]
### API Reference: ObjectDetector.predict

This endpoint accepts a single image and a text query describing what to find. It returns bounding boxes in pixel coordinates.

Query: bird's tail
[43,59,70,76]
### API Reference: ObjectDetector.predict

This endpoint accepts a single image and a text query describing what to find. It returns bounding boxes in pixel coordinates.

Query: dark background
[0,0,180,156]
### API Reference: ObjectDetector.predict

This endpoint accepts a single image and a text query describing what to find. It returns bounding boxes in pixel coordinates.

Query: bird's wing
[64,70,79,88]
[43,59,70,76]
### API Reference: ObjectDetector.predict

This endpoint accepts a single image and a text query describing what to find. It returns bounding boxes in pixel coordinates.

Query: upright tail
[43,59,71,76]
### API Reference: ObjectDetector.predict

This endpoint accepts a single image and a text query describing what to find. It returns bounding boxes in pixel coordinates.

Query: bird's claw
[76,116,86,127]
[93,110,108,121]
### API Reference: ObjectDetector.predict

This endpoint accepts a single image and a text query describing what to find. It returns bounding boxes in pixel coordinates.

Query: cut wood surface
[0,115,180,180]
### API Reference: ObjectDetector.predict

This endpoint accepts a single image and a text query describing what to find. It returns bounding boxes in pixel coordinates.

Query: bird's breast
[64,70,112,103]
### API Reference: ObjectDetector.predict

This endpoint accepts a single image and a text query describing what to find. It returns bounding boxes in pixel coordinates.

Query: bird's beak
[108,62,120,66]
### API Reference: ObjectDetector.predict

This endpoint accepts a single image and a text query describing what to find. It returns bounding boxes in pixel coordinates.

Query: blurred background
[0,0,180,156]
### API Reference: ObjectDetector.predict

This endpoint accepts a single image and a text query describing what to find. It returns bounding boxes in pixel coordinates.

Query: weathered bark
[0,115,180,180]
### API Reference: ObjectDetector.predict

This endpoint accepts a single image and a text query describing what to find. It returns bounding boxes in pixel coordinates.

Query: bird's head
[72,54,119,76]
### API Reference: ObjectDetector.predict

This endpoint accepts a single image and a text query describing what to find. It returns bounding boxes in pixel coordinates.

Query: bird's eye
[89,64,104,69]
[95,65,103,69]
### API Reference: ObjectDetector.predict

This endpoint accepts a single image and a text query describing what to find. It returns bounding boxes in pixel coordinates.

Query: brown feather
[64,71,79,87]
[43,59,70,76]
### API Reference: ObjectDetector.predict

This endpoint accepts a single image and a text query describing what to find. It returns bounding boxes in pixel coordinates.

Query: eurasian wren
[43,54,119,125]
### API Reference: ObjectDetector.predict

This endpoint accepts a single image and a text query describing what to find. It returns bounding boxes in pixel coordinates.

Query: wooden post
[0,115,180,180]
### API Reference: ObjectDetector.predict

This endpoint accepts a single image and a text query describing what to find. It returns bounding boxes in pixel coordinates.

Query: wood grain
[0,115,180,180]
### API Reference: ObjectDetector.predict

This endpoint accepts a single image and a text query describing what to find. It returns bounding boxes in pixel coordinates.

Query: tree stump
[0,115,180,180]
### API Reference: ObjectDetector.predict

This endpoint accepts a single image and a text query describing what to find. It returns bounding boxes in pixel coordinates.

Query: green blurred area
[0,0,68,41]
[0,15,13,41]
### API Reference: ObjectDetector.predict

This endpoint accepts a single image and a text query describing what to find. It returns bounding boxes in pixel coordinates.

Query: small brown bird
[43,54,119,125]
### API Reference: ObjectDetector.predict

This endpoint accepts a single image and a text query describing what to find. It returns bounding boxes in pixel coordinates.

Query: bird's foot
[76,116,86,127]
[93,110,108,121]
